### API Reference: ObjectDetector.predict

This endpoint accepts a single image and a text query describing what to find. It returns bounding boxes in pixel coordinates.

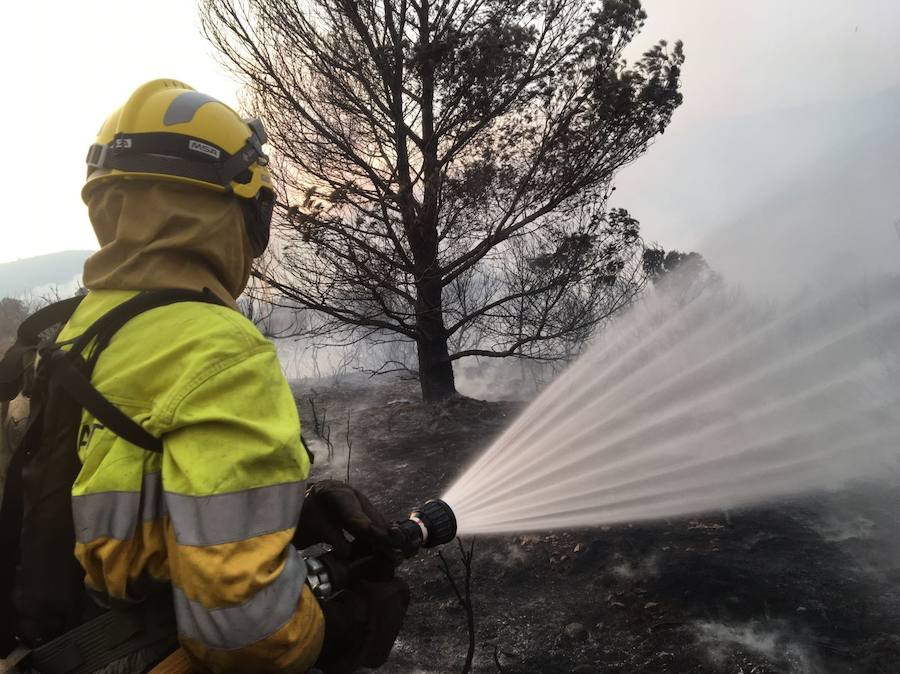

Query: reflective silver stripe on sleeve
[73,472,165,543]
[165,480,306,547]
[173,546,307,650]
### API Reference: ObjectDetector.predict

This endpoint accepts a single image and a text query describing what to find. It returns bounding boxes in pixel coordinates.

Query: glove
[314,577,410,674]
[314,590,367,674]
[351,578,410,667]
[295,480,394,563]
[296,481,411,673]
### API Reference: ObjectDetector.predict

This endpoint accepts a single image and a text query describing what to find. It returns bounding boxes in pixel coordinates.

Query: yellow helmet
[83,79,274,256]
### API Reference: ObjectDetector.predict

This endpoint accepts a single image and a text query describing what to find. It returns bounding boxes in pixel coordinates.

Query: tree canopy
[202,0,684,400]
[0,298,28,346]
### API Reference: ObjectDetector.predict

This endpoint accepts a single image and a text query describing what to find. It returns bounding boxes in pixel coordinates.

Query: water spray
[444,275,900,536]
[301,499,457,600]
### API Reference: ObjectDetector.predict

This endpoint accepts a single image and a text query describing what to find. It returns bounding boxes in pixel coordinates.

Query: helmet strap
[86,132,264,191]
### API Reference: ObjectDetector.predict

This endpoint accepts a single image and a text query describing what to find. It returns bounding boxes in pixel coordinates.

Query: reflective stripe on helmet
[164,91,221,126]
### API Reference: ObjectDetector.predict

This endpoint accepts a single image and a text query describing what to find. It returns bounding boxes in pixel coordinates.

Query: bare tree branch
[201,0,684,400]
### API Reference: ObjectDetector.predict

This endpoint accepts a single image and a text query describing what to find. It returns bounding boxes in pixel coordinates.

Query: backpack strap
[53,352,166,453]
[53,289,226,454]
[0,297,86,402]
[1,290,226,656]
[68,289,222,359]
[17,296,86,345]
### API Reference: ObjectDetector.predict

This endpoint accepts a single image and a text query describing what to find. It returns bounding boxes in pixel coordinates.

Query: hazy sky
[1,0,898,264]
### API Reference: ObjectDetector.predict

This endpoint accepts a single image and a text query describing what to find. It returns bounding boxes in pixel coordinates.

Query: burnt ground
[294,379,900,674]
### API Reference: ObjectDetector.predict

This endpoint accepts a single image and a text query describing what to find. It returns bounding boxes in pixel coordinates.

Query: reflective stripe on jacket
[57,289,324,673]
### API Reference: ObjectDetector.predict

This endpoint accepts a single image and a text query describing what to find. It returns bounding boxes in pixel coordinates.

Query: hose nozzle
[301,498,458,600]
[390,499,457,556]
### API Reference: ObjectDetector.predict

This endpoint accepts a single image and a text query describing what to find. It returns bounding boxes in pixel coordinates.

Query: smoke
[617,87,900,297]
[694,620,817,673]
[454,358,548,402]
[609,553,660,582]
[803,483,900,583]
[701,89,900,298]
[812,513,876,544]
[268,87,900,401]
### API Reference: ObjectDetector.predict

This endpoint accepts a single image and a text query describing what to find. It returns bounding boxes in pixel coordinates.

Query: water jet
[442,275,900,536]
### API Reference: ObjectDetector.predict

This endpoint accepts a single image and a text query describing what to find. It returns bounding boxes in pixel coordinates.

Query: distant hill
[0,250,94,298]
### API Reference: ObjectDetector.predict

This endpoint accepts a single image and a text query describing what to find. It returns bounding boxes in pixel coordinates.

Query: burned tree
[642,246,720,305]
[642,247,708,281]
[202,0,684,401]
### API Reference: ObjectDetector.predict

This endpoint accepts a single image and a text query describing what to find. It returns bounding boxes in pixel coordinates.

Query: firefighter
[5,79,407,673]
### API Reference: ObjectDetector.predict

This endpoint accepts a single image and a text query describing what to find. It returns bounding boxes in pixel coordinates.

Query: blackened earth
[294,379,900,674]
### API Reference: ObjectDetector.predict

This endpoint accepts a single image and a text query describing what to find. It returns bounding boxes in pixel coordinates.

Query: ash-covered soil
[293,379,900,674]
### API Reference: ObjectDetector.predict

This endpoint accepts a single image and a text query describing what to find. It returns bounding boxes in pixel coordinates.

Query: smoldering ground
[294,378,900,673]
[281,89,900,668]
[274,86,900,671]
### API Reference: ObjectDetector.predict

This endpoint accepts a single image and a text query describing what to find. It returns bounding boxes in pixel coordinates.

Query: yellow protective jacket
[58,289,324,673]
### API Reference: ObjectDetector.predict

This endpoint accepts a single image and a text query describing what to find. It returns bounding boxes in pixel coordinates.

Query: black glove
[314,577,410,674]
[296,481,411,673]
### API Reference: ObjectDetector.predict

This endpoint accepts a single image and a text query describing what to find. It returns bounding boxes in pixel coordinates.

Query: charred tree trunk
[406,202,456,401]
[411,0,456,403]
[415,274,456,402]
[399,180,456,401]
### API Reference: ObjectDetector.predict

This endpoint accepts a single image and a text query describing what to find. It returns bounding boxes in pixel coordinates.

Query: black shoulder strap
[0,297,86,402]
[53,352,165,453]
[17,296,85,345]
[69,289,224,357]
[54,289,226,453]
